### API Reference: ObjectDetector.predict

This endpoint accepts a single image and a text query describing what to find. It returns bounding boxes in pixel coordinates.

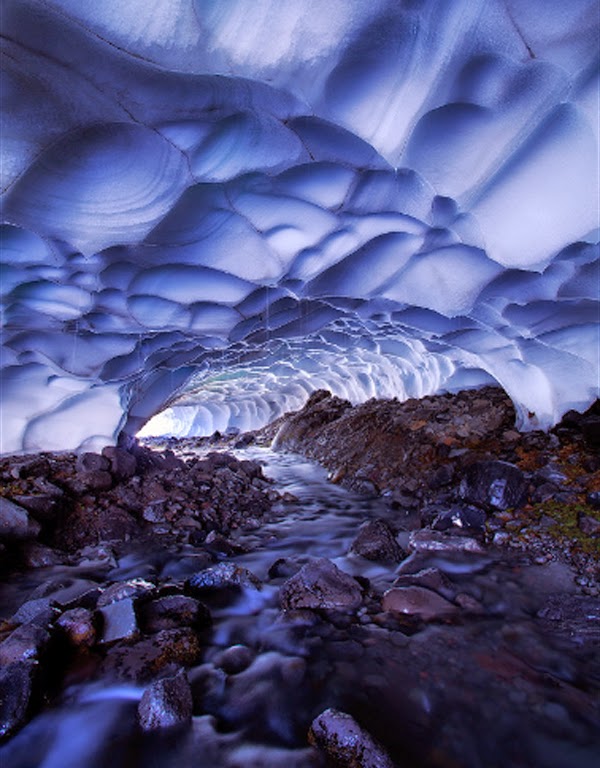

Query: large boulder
[459,461,526,511]
[280,558,362,611]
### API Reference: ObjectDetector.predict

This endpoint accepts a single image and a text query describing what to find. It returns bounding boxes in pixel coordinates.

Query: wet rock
[408,529,485,554]
[431,505,487,532]
[459,460,526,511]
[138,669,193,731]
[98,597,140,644]
[102,446,137,480]
[186,562,262,593]
[0,623,50,665]
[268,557,304,580]
[102,628,201,682]
[11,598,58,627]
[308,708,395,768]
[382,586,457,620]
[215,644,255,675]
[0,661,37,739]
[587,491,600,510]
[19,542,65,568]
[393,567,455,599]
[97,578,155,607]
[280,558,362,612]
[30,577,102,610]
[349,520,404,562]
[0,497,41,540]
[56,608,97,648]
[139,595,211,633]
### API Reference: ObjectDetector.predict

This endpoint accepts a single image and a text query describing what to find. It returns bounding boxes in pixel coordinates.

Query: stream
[1,447,599,768]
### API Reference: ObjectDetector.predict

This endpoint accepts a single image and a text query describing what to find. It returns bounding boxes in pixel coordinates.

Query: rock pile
[269,388,600,588]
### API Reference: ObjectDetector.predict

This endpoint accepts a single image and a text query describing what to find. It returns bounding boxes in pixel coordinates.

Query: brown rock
[382,586,457,620]
[280,558,362,612]
[101,628,201,682]
[56,608,97,647]
[350,520,404,562]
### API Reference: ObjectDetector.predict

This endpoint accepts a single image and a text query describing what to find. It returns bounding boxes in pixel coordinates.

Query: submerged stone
[382,586,457,620]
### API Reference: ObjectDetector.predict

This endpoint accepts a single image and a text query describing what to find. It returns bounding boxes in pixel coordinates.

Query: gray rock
[0,661,37,739]
[459,460,526,511]
[350,519,404,562]
[280,558,362,611]
[98,597,140,644]
[0,497,41,540]
[309,708,395,768]
[393,567,455,599]
[186,562,261,592]
[97,578,155,608]
[408,529,485,554]
[11,598,58,627]
[0,623,50,665]
[30,577,102,609]
[382,586,457,620]
[138,669,193,731]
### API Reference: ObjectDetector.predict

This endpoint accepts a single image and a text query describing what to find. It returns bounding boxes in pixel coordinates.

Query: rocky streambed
[0,389,599,767]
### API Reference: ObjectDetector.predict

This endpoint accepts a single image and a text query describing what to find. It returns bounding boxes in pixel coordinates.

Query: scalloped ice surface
[0,0,598,453]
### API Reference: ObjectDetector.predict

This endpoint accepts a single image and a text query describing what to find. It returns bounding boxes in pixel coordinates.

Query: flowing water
[1,448,599,768]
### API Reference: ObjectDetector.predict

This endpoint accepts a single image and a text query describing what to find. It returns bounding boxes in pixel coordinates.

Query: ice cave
[2,3,600,767]
[1,0,598,454]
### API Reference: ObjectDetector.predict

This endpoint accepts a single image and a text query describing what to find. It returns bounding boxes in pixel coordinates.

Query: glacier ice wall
[1,0,598,452]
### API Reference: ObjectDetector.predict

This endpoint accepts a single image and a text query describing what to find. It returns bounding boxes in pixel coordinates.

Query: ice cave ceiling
[0,0,599,453]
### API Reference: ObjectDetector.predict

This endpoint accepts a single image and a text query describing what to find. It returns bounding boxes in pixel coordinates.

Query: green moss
[527,501,600,556]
